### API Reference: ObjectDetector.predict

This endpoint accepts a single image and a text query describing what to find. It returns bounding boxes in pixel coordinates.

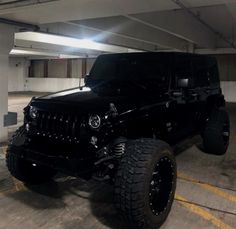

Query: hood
[30,87,138,114]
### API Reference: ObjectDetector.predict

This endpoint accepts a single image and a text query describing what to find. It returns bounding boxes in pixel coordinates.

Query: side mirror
[177,78,189,88]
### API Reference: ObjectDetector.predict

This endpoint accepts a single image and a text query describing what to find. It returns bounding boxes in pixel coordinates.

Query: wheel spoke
[149,156,174,215]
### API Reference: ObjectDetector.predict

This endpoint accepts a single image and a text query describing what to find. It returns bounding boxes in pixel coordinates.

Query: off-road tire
[114,138,176,229]
[6,126,56,184]
[202,109,230,155]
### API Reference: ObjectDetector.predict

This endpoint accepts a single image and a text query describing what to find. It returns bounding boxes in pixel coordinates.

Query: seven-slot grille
[35,111,82,142]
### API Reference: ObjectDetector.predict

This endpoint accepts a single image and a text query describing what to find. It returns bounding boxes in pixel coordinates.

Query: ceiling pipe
[0,0,60,30]
[171,0,235,49]
[0,1,30,6]
[0,17,39,30]
[0,0,60,10]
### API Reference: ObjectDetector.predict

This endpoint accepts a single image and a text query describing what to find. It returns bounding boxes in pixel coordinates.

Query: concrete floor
[0,92,235,229]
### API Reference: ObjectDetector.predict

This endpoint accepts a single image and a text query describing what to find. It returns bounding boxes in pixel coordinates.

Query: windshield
[87,53,170,95]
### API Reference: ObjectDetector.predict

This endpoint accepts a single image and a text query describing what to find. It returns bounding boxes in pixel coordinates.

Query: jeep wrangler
[6,52,230,229]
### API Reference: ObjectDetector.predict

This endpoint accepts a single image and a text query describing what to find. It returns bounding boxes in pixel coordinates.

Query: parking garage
[0,1,236,229]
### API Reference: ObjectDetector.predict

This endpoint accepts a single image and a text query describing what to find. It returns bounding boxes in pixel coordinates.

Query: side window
[193,57,209,88]
[135,58,170,94]
[172,56,193,89]
[142,59,170,89]
[206,58,220,87]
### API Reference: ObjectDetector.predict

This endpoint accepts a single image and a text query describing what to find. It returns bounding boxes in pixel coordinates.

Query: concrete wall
[33,60,44,78]
[8,57,94,92]
[221,81,236,103]
[8,58,29,92]
[215,54,236,102]
[72,59,82,78]
[25,77,84,92]
[0,24,15,142]
[48,59,67,78]
[30,58,92,78]
[215,54,236,81]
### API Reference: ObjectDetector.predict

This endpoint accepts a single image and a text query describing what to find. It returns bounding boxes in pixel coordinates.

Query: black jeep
[6,52,230,229]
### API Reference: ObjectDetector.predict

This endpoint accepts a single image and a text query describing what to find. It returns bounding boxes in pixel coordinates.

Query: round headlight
[29,106,38,119]
[88,114,101,129]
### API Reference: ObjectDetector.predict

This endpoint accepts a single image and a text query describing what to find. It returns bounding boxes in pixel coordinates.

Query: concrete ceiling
[1,0,236,58]
[0,0,235,24]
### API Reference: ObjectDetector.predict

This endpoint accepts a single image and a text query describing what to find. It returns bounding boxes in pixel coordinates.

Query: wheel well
[207,95,225,111]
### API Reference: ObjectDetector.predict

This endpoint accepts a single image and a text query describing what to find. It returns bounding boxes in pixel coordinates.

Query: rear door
[168,54,197,141]
[191,56,212,126]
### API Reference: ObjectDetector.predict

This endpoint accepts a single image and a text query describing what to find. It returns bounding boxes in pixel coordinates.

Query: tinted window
[172,55,193,89]
[89,54,170,92]
[192,57,209,87]
[206,57,220,86]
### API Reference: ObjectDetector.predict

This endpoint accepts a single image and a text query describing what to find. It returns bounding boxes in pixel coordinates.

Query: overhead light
[15,32,142,53]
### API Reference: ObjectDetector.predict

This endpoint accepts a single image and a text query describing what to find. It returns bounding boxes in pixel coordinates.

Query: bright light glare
[10,49,34,55]
[45,87,91,99]
[10,48,83,58]
[15,32,142,53]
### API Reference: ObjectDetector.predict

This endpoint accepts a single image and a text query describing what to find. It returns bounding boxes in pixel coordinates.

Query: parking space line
[0,178,26,197]
[12,177,26,192]
[178,172,236,203]
[0,189,17,197]
[175,194,234,229]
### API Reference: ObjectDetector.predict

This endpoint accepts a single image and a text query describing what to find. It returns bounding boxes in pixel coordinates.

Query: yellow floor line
[0,176,234,229]
[0,189,17,197]
[175,194,234,229]
[0,178,26,197]
[178,172,236,203]
[12,177,26,192]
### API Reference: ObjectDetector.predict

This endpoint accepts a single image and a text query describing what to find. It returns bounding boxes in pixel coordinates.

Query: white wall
[215,55,236,81]
[8,58,29,92]
[0,24,15,142]
[8,57,93,92]
[25,77,85,92]
[221,81,236,103]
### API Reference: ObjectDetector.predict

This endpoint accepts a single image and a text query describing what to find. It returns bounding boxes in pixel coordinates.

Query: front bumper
[9,133,97,177]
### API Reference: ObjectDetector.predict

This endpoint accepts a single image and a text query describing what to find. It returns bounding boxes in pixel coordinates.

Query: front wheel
[114,138,177,229]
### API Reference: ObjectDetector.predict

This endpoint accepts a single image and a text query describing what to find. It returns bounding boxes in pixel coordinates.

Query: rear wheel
[202,109,230,155]
[114,138,176,229]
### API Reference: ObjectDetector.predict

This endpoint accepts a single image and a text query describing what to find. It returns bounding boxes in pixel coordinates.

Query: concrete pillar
[0,24,15,142]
